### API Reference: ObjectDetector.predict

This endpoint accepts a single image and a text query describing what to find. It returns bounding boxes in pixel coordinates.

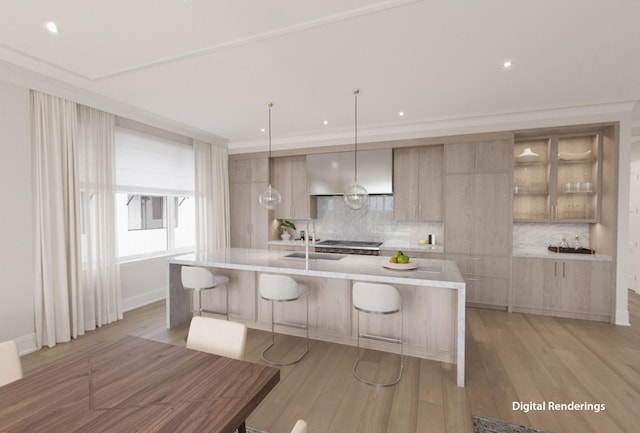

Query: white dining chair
[181,266,230,319]
[186,316,249,433]
[0,340,23,387]
[186,316,247,360]
[290,419,308,433]
[259,273,310,366]
[352,281,404,387]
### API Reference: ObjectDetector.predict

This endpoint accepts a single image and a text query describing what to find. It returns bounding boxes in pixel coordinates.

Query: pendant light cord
[267,102,273,186]
[353,89,359,184]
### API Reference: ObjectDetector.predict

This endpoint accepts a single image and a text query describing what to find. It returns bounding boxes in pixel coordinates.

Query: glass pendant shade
[343,182,368,210]
[258,184,282,210]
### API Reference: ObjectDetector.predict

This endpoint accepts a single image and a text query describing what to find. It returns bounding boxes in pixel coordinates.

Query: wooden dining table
[0,336,280,433]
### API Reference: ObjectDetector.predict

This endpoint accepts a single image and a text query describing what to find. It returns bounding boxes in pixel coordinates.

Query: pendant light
[258,102,282,210]
[343,88,368,210]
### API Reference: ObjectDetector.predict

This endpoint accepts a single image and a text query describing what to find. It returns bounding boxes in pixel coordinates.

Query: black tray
[547,246,595,254]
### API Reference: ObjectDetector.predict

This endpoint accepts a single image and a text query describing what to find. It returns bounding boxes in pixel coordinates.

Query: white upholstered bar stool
[352,282,404,387]
[259,273,310,366]
[181,266,230,319]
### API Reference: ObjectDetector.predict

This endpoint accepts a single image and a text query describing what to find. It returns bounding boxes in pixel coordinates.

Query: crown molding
[228,100,638,154]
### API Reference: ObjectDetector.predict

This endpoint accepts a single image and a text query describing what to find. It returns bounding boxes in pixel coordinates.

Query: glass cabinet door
[555,135,598,221]
[513,139,550,221]
[513,132,600,223]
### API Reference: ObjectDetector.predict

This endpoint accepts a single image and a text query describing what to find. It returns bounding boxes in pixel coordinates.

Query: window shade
[115,127,194,195]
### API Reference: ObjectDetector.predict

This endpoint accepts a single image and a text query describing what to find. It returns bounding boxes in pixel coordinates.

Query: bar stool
[352,281,404,387]
[259,273,310,366]
[181,266,230,319]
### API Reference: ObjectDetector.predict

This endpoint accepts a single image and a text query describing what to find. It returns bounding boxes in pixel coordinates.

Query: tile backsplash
[284,196,590,252]
[513,222,590,250]
[287,196,442,244]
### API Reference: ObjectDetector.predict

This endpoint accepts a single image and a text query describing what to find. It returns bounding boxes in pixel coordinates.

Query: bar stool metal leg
[261,292,309,366]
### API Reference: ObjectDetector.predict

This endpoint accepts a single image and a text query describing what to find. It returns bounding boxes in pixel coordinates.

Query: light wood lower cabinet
[445,254,509,308]
[512,257,613,322]
[200,269,457,363]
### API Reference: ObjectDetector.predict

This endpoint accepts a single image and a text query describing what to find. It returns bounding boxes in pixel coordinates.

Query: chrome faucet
[304,219,316,262]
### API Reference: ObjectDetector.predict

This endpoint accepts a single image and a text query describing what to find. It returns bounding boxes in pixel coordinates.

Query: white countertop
[513,249,613,262]
[170,248,464,289]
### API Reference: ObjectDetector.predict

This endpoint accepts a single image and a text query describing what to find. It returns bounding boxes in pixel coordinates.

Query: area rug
[236,427,267,433]
[472,415,553,433]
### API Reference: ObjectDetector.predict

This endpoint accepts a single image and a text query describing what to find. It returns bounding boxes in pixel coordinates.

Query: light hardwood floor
[22,291,640,433]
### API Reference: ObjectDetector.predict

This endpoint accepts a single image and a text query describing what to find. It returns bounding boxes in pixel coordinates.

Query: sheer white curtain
[32,91,82,348]
[77,106,122,331]
[193,140,230,252]
[32,91,121,348]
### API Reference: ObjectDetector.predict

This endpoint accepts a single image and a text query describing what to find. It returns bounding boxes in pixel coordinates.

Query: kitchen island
[168,248,466,387]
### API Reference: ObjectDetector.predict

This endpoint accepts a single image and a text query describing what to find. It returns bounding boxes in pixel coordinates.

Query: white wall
[120,257,169,312]
[0,81,36,352]
[0,80,171,354]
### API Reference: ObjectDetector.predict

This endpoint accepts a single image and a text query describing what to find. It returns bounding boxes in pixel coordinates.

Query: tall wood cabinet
[229,157,270,249]
[393,145,444,221]
[444,138,513,308]
[272,156,317,220]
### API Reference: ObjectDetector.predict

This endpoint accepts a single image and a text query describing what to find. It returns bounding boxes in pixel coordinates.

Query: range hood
[306,148,393,195]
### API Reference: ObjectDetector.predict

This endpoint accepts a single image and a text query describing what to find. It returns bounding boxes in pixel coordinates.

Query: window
[115,127,195,259]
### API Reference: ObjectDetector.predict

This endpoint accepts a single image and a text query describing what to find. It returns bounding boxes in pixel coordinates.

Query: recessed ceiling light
[323,120,329,125]
[260,128,266,132]
[398,111,405,117]
[503,60,513,69]
[45,21,59,33]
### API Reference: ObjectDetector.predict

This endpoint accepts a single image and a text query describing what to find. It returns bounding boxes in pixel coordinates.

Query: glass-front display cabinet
[513,133,600,222]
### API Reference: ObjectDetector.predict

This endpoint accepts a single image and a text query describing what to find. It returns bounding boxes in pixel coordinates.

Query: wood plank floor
[22,291,640,433]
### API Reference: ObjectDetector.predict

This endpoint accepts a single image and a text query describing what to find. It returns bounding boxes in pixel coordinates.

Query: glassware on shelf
[559,237,569,248]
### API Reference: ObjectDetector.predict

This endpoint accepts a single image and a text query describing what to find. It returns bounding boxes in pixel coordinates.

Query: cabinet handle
[554,262,557,277]
[467,257,481,261]
[466,277,482,282]
[562,262,565,278]
[418,205,422,218]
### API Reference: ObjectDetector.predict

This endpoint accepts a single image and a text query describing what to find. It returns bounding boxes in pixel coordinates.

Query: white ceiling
[1,0,639,151]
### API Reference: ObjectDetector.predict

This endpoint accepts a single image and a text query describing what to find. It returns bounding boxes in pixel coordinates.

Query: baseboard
[122,288,166,312]
[16,333,38,356]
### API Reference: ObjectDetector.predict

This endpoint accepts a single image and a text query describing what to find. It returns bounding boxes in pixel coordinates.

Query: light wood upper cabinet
[445,139,512,174]
[272,156,317,220]
[394,145,444,221]
[513,133,601,222]
[229,158,269,249]
[512,257,613,322]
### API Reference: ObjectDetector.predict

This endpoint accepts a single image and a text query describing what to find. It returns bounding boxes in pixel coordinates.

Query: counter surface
[170,248,463,289]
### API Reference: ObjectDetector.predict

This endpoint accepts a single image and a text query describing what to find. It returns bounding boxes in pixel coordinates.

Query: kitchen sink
[283,252,346,260]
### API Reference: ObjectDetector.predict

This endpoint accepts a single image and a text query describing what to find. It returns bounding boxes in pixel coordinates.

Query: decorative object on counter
[258,102,282,210]
[548,245,595,254]
[418,238,427,245]
[278,220,296,240]
[515,147,539,162]
[559,236,569,248]
[428,234,436,245]
[383,250,418,270]
[572,235,582,249]
[343,88,368,210]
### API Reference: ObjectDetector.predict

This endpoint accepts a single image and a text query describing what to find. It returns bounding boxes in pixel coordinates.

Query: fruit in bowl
[389,250,410,264]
